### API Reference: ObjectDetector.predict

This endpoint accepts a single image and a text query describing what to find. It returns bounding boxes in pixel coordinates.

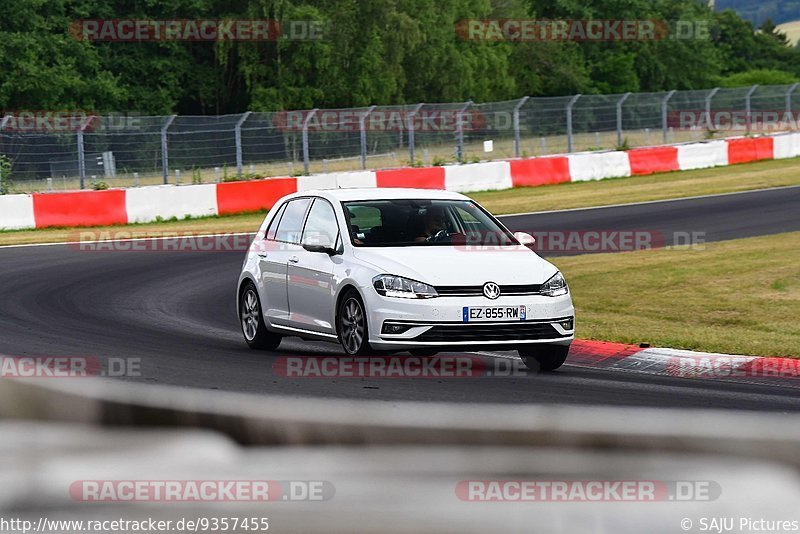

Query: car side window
[265,202,288,241]
[302,199,340,247]
[345,204,382,242]
[274,198,312,244]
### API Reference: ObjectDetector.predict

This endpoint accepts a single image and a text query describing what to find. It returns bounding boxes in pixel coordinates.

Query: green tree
[0,0,124,110]
[720,68,799,87]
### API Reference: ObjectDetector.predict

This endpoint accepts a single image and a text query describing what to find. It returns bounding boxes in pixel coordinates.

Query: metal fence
[2,83,799,193]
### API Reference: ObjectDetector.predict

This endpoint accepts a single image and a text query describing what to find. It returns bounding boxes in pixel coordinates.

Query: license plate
[462,305,526,323]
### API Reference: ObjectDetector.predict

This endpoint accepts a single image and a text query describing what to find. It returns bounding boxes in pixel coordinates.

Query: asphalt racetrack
[1,187,799,410]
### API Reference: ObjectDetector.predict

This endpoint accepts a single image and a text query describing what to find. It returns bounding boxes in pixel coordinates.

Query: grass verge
[2,156,800,247]
[553,231,800,358]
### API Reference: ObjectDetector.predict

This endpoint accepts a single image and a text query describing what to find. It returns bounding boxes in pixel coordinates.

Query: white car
[237,188,574,371]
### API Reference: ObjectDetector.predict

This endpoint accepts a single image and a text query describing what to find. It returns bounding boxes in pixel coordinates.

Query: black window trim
[299,197,342,249]
[264,201,289,241]
[269,197,314,245]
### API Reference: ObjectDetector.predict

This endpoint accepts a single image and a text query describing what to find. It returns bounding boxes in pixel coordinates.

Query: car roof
[291,187,469,202]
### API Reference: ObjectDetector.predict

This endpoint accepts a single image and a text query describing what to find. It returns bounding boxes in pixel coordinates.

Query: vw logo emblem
[483,282,501,300]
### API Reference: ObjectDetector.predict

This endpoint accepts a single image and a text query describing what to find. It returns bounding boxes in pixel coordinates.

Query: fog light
[558,317,574,330]
[382,322,412,335]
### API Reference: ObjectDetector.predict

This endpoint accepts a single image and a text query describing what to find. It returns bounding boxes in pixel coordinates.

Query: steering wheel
[426,229,450,242]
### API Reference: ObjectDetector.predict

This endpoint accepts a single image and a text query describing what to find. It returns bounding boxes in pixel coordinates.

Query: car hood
[352,246,558,286]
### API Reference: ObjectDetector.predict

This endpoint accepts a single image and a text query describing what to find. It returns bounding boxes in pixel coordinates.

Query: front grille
[435,284,541,297]
[414,322,562,342]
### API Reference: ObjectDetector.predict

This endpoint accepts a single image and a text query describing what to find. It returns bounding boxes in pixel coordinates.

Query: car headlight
[541,271,569,297]
[373,275,438,299]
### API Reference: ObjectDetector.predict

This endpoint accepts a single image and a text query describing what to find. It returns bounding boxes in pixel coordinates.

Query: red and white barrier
[298,171,378,191]
[509,156,570,187]
[297,173,338,191]
[444,161,512,192]
[676,140,729,170]
[216,177,297,216]
[0,132,795,231]
[329,171,379,189]
[377,167,444,189]
[32,190,127,228]
[126,184,218,223]
[567,151,631,182]
[0,194,35,230]
[727,137,773,165]
[627,146,679,175]
[772,132,800,159]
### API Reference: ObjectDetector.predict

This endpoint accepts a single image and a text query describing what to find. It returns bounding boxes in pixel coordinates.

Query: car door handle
[289,256,299,263]
[257,253,268,259]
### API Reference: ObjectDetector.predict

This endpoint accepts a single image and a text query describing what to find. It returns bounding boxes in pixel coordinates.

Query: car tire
[240,281,282,350]
[518,344,570,372]
[337,290,372,356]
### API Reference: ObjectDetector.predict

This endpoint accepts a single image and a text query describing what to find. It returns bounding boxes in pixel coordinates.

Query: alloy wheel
[340,298,365,354]
[241,289,260,342]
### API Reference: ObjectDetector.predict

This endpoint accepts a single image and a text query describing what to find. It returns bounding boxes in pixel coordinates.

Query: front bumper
[363,289,575,350]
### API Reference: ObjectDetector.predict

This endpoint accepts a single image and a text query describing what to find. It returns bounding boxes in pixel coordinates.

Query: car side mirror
[302,243,338,256]
[514,232,536,250]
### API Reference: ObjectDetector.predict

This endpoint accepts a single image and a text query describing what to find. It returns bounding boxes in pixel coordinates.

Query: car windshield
[342,199,518,247]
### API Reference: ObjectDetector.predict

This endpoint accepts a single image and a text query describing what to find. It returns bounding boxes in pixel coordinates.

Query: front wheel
[337,291,372,355]
[240,282,282,350]
[518,344,570,372]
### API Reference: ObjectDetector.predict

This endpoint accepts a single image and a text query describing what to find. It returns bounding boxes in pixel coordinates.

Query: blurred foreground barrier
[3,420,799,533]
[1,373,800,466]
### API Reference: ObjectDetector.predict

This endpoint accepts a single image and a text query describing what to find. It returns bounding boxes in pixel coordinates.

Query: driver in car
[415,206,447,242]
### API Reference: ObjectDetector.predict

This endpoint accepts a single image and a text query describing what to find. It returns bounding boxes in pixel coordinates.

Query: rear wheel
[240,282,282,350]
[518,344,570,372]
[338,291,372,355]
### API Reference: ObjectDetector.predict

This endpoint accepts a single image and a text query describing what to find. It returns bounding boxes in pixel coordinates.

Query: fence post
[566,94,581,153]
[408,103,424,164]
[785,83,799,115]
[359,105,376,170]
[235,112,251,178]
[704,87,720,129]
[745,85,758,134]
[161,115,177,185]
[302,109,318,175]
[513,96,530,158]
[0,116,7,193]
[661,90,676,144]
[455,100,472,162]
[77,115,96,190]
[616,92,631,147]
[77,131,85,190]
